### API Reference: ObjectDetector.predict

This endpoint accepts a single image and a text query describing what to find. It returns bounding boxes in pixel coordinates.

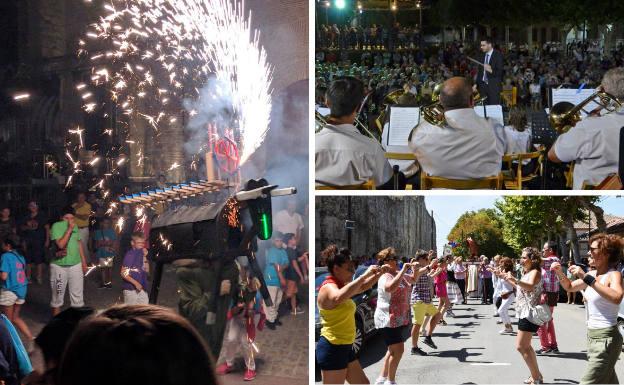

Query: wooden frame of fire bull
[119,179,296,358]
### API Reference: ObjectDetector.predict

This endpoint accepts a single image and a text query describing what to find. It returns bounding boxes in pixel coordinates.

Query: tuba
[549,89,623,134]
[375,89,406,131]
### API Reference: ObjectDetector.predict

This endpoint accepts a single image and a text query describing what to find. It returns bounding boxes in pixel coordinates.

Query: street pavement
[21,260,308,385]
[315,297,624,384]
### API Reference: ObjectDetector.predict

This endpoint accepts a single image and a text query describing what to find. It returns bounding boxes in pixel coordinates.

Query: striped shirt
[541,255,561,293]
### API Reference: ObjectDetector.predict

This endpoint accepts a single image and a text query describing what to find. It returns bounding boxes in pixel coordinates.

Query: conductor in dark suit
[476,37,504,105]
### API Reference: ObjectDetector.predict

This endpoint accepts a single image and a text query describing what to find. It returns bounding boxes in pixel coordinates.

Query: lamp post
[417,1,423,50]
[325,1,330,25]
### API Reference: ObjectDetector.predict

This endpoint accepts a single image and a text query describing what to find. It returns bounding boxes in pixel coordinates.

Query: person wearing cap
[262,233,289,329]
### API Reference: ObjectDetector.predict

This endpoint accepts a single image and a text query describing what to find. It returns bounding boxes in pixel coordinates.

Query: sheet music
[473,105,504,124]
[387,106,420,146]
[316,106,330,117]
[551,88,599,117]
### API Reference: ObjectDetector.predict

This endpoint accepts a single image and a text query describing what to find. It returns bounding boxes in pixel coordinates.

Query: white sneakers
[499,328,514,335]
[375,377,398,385]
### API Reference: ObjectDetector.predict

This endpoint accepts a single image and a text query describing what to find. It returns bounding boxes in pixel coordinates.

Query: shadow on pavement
[540,351,588,360]
[427,347,486,362]
[431,331,473,339]
[551,379,580,384]
[359,333,392,368]
[453,321,480,328]
[450,314,486,320]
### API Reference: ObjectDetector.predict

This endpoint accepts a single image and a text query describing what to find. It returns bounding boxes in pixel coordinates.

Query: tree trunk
[564,215,581,264]
[559,231,570,264]
[579,198,607,233]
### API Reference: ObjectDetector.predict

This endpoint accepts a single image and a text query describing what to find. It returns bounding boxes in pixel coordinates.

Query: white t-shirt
[409,108,505,179]
[553,109,624,189]
[316,124,393,187]
[504,126,532,166]
[273,210,304,237]
[529,84,541,95]
[504,126,531,155]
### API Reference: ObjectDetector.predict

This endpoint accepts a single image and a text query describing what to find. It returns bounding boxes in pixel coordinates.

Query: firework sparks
[76,0,272,173]
[68,127,85,148]
[13,93,30,101]
[84,264,99,277]
[158,232,172,251]
[61,0,273,217]
[115,216,125,232]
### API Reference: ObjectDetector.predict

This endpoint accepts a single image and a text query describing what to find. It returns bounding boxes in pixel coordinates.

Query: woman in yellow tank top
[316,246,386,384]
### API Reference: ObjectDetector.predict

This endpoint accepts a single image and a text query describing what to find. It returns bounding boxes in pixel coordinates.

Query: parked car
[314,265,378,355]
[617,300,624,341]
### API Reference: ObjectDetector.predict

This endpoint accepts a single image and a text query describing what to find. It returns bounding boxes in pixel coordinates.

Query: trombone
[549,89,623,134]
[315,110,380,142]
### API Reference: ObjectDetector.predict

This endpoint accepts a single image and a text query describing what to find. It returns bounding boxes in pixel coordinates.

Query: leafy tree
[447,208,514,259]
[495,196,602,263]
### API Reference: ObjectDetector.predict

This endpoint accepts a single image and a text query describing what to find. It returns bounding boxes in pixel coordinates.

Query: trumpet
[549,89,623,134]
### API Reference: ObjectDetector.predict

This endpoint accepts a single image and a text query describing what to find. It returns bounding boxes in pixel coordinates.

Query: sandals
[523,376,544,384]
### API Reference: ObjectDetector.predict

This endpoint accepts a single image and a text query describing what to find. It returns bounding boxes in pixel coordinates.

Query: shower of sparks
[223,197,240,228]
[68,127,85,148]
[58,0,272,225]
[121,267,141,277]
[84,264,99,277]
[158,232,172,251]
[13,93,30,101]
[106,202,118,215]
[76,0,273,178]
[115,216,125,232]
[135,206,148,227]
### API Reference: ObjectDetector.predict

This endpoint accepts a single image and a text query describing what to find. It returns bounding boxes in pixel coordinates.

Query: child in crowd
[0,238,33,350]
[120,232,149,305]
[93,218,118,289]
[262,232,288,330]
[283,233,306,315]
[217,259,264,381]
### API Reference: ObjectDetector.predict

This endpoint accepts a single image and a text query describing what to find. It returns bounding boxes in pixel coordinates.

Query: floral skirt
[446,281,464,304]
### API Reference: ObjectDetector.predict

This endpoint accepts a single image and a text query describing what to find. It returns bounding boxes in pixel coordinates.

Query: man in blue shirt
[262,233,289,329]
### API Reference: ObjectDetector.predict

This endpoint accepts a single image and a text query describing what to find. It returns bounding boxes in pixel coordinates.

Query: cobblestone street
[21,261,308,385]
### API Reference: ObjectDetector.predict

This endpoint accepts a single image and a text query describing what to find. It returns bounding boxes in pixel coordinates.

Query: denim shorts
[316,336,356,371]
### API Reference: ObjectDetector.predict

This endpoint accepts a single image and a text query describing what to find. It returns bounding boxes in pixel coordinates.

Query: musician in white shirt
[408,77,505,180]
[316,76,393,187]
[548,68,624,189]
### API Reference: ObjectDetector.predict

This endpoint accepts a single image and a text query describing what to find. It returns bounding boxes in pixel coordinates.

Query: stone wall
[247,0,308,94]
[316,196,437,259]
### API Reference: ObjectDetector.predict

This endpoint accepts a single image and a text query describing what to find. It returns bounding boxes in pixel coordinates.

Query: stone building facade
[316,196,437,259]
